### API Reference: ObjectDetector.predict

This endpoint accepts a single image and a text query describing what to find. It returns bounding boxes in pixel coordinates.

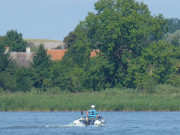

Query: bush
[46,87,63,94]
[154,84,180,94]
[173,74,180,88]
[137,77,157,93]
[0,87,4,93]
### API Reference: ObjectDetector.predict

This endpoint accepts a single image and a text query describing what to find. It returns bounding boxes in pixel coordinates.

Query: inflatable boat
[73,116,106,126]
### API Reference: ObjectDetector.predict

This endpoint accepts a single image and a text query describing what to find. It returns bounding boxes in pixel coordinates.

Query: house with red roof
[47,49,99,61]
[9,44,99,67]
[47,49,67,60]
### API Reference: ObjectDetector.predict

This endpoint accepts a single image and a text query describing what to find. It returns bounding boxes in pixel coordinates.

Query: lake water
[0,111,180,135]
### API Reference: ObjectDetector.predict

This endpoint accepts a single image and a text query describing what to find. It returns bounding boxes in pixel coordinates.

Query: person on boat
[87,105,98,119]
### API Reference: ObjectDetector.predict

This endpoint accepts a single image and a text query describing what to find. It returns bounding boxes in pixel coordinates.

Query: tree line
[0,0,180,93]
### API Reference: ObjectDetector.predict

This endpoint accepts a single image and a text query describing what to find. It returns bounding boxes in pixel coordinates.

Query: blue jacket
[88,109,98,118]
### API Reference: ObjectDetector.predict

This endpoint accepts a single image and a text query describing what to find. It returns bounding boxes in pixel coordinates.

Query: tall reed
[0,85,180,111]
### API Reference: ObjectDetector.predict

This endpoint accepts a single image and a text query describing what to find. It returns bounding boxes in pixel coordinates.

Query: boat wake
[0,123,86,130]
[0,122,105,130]
[45,123,85,128]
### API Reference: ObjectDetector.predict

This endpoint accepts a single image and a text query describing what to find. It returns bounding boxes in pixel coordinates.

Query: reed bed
[0,86,180,111]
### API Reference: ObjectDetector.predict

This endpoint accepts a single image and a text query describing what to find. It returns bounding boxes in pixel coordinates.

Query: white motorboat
[73,116,106,126]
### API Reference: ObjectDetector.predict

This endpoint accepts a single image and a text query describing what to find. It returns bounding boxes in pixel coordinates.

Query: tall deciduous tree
[63,20,90,49]
[4,30,27,52]
[77,0,168,87]
[65,42,90,67]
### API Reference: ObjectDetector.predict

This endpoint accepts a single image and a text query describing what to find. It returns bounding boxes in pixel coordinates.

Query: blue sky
[0,0,180,41]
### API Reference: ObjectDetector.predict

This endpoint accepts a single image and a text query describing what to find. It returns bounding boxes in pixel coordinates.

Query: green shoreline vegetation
[0,84,180,112]
[1,1,180,112]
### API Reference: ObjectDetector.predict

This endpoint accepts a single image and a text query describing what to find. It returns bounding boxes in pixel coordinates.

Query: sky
[0,0,180,41]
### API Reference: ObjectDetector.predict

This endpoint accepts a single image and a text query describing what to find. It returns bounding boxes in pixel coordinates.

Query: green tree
[15,67,33,92]
[164,30,180,47]
[127,40,179,89]
[167,18,180,33]
[82,56,110,91]
[0,71,17,92]
[0,37,19,91]
[52,42,91,92]
[65,42,91,67]
[63,31,78,48]
[31,44,52,90]
[80,0,168,87]
[4,30,27,52]
[64,19,91,49]
[66,66,85,92]
[49,58,85,92]
[0,39,11,72]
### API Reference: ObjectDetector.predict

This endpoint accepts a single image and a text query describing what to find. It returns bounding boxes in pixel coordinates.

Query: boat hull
[73,116,106,126]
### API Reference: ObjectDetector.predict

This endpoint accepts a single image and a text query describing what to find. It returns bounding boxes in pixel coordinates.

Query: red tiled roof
[47,49,67,60]
[90,49,100,57]
[47,49,99,61]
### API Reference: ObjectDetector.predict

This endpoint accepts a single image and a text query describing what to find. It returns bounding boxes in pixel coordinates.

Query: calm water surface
[0,111,180,135]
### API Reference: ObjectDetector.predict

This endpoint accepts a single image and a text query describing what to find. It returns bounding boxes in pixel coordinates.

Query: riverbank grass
[0,84,180,111]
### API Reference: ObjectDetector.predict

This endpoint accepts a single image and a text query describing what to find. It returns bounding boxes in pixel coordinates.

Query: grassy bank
[0,85,180,111]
